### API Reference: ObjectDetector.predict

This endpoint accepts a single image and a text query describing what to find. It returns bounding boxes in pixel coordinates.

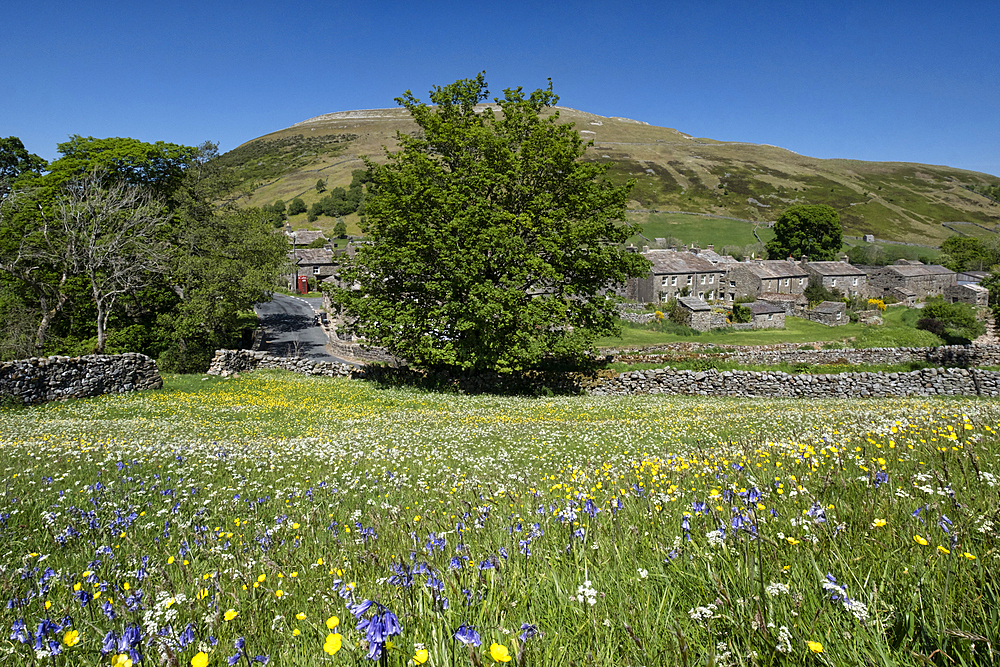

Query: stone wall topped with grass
[0,353,162,405]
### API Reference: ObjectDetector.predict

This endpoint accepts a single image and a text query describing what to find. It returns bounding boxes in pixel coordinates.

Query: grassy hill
[219,105,1000,246]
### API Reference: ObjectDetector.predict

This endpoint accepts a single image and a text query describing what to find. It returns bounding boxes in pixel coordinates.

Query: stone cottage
[756,292,809,315]
[802,256,868,299]
[748,301,785,329]
[288,247,336,288]
[676,296,715,331]
[627,249,726,303]
[868,260,956,300]
[945,283,989,307]
[803,301,848,326]
[724,259,809,302]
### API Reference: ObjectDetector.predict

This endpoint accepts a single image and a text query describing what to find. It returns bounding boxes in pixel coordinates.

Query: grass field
[2,372,998,666]
[626,212,775,250]
[599,316,870,349]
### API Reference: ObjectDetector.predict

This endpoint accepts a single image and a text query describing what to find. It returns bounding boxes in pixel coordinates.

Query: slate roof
[958,271,989,283]
[757,292,807,303]
[291,248,335,265]
[952,283,989,294]
[806,261,867,276]
[695,249,740,266]
[643,250,720,275]
[744,260,808,279]
[288,230,327,245]
[750,302,784,315]
[811,301,847,314]
[677,296,711,311]
[881,263,954,277]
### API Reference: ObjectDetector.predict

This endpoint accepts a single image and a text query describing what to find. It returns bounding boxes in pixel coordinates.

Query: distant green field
[627,212,775,249]
[945,222,999,241]
[598,316,866,348]
[842,238,944,263]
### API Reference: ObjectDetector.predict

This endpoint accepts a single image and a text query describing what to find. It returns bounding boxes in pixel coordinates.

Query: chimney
[800,255,808,267]
[840,254,849,263]
[642,245,649,253]
[707,244,714,251]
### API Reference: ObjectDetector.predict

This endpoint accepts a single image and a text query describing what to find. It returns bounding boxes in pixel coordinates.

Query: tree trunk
[34,291,68,351]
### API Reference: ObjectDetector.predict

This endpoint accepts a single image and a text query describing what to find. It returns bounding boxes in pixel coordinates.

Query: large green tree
[765,204,843,261]
[0,137,47,189]
[333,74,649,372]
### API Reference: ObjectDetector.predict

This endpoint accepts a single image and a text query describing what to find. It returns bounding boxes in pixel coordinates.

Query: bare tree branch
[56,170,169,353]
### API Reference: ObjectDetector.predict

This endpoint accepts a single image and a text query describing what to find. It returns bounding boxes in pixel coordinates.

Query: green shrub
[851,326,944,349]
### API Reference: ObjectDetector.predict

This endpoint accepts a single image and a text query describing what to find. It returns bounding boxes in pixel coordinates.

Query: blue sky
[4,0,999,176]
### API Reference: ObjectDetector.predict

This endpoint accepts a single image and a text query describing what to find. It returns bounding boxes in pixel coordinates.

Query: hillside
[220,105,1000,246]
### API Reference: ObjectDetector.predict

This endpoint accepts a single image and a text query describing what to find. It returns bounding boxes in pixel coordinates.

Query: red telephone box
[297,275,309,294]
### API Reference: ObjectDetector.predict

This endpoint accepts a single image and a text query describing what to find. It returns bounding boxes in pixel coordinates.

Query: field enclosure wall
[208,348,1000,399]
[0,353,162,405]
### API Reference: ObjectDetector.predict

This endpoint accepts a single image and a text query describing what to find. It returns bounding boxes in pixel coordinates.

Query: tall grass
[1,372,997,666]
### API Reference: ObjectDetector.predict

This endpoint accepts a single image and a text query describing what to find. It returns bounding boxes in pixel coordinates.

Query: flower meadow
[1,371,999,666]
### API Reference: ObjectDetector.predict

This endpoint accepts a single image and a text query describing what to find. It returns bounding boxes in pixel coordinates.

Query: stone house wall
[869,267,956,300]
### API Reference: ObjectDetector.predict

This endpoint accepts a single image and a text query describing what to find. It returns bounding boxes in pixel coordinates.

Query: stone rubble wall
[206,350,355,378]
[207,348,1000,399]
[0,353,163,405]
[589,366,1000,398]
[615,344,1000,368]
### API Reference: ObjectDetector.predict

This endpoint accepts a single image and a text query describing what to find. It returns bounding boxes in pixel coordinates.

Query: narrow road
[254,293,358,366]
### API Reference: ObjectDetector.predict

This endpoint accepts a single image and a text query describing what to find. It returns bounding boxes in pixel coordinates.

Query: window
[784,278,790,286]
[687,275,693,285]
[831,279,837,287]
[853,277,858,286]
[798,278,804,286]
[700,275,706,285]
[836,312,842,321]
[708,290,714,300]
[767,314,773,320]
[709,275,714,284]
[671,276,677,286]
[662,276,669,287]
[312,266,321,275]
[698,291,704,299]
[729,280,736,287]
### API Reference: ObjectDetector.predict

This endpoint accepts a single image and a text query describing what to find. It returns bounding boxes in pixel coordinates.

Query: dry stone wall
[590,366,1000,398]
[0,353,162,405]
[206,350,355,378]
[616,344,1000,368]
[207,349,1000,399]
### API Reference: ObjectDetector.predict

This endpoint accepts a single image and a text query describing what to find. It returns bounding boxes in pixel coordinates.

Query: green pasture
[1,373,998,666]
[626,212,774,249]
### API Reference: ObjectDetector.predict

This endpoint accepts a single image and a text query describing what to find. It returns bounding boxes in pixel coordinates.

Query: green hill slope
[220,105,1000,245]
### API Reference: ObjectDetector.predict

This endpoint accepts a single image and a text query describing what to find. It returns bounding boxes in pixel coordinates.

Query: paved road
[254,293,358,365]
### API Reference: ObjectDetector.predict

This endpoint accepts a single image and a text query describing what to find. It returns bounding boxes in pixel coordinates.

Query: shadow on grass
[358,356,613,397]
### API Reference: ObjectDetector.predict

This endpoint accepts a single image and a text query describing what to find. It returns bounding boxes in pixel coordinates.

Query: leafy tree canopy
[47,135,198,201]
[765,204,843,261]
[940,236,1000,272]
[0,137,47,186]
[333,73,649,372]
